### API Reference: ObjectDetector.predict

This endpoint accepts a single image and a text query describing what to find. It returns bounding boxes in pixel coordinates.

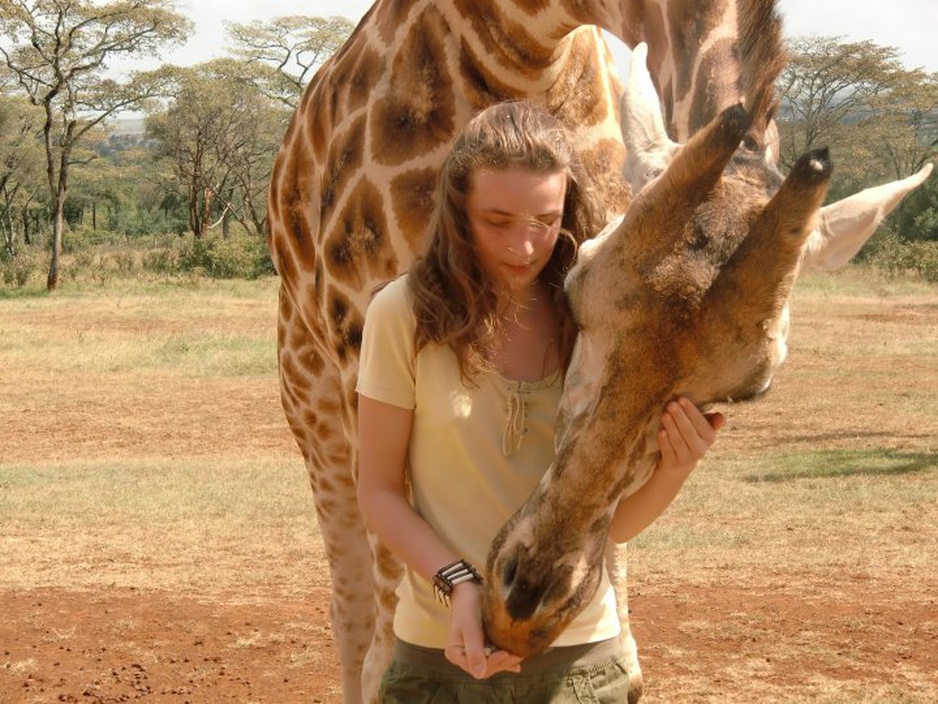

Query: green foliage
[778,36,938,245]
[866,236,938,282]
[174,233,274,279]
[0,244,45,292]
[225,15,355,109]
[1,228,275,292]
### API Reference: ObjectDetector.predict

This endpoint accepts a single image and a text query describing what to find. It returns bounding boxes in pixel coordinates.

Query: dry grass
[0,276,322,600]
[1,268,936,702]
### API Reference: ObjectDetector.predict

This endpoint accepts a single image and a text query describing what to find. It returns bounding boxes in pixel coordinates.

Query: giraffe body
[483,8,825,650]
[268,3,752,700]
[267,1,932,701]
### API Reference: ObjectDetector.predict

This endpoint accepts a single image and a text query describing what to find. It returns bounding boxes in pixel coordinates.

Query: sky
[166,0,938,76]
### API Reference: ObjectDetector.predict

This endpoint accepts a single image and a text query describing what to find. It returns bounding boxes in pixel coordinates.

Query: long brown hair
[408,100,605,379]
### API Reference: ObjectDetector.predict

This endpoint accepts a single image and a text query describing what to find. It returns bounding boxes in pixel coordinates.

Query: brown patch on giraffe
[669,0,731,88]
[457,40,520,112]
[546,30,611,129]
[329,34,384,118]
[511,0,551,15]
[452,0,555,71]
[389,167,438,253]
[326,289,365,366]
[272,139,322,277]
[370,8,456,166]
[323,178,398,292]
[373,0,420,46]
[306,86,335,167]
[320,116,366,227]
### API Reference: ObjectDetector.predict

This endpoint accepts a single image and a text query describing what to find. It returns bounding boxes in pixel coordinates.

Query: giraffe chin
[480,530,606,659]
[480,586,572,659]
[481,611,558,659]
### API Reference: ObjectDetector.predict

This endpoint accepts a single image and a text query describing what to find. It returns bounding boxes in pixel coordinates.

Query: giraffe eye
[741,134,761,152]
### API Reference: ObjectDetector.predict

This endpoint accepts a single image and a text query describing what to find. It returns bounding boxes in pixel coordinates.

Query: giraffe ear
[802,163,933,270]
[620,42,680,196]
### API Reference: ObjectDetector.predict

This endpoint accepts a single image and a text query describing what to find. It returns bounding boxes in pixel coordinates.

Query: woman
[357,100,723,702]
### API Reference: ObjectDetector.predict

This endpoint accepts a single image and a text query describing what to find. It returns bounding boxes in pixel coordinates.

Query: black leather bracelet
[432,559,483,607]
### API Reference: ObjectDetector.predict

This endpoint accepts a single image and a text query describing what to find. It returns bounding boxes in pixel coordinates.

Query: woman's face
[466,167,567,295]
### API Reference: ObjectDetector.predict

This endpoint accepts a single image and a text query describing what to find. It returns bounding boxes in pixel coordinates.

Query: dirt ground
[2,580,936,702]
[2,278,936,702]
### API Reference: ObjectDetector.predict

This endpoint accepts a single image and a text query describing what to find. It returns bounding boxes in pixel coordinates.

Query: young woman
[357,100,723,702]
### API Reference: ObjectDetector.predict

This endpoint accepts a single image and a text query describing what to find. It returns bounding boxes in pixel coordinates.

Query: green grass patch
[744,448,937,482]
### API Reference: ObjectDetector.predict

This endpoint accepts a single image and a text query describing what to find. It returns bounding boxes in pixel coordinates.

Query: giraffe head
[481,2,833,657]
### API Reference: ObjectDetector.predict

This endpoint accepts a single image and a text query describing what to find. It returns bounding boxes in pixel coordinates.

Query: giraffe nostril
[501,557,518,589]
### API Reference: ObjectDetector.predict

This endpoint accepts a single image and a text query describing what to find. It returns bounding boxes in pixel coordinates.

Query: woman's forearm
[359,486,461,582]
[607,464,691,544]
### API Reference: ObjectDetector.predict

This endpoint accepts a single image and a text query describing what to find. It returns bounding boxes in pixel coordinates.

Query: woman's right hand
[444,582,523,679]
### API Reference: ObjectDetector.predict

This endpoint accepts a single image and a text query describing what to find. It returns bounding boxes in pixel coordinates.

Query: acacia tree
[0,0,191,289]
[776,36,908,171]
[866,74,938,182]
[225,14,354,109]
[777,36,938,240]
[0,93,45,257]
[864,74,938,241]
[147,61,267,238]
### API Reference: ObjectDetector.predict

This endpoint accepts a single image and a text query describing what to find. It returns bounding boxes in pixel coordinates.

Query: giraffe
[482,0,805,654]
[265,1,931,701]
[482,0,933,658]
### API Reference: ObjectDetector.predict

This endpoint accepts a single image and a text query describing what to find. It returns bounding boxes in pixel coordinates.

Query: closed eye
[474,212,561,232]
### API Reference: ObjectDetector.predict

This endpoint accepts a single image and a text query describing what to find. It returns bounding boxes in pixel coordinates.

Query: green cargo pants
[379,638,631,703]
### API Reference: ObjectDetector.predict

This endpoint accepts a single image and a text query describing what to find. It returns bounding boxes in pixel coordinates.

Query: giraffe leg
[361,537,403,703]
[607,543,644,702]
[277,291,375,704]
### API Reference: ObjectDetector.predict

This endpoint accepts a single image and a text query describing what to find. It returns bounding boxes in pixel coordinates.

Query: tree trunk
[189,183,202,238]
[47,196,65,290]
[2,209,15,258]
[23,209,32,245]
[47,151,69,291]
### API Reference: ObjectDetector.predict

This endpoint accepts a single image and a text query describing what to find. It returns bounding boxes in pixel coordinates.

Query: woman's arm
[356,394,522,678]
[357,395,457,580]
[609,397,724,544]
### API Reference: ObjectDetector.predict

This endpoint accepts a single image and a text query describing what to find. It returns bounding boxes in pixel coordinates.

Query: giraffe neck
[362,0,744,137]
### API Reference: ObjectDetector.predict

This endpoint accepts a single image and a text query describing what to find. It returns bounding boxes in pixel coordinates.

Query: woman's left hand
[657,397,724,476]
[445,582,522,679]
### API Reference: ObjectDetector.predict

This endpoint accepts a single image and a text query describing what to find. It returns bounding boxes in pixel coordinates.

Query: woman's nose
[511,219,547,250]
[507,230,536,258]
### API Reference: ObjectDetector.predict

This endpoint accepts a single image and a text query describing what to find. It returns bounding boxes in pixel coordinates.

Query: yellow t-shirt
[356,275,620,649]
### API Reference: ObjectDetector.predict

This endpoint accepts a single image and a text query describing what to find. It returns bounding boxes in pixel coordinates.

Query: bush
[865,236,938,283]
[0,245,46,291]
[176,233,273,279]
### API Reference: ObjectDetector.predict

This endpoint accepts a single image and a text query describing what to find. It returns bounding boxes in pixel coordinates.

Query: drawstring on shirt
[503,386,527,457]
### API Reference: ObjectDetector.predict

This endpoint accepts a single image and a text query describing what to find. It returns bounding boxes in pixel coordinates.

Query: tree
[777,37,938,241]
[148,59,286,239]
[225,15,355,109]
[0,93,45,257]
[867,73,938,181]
[0,0,191,289]
[868,74,938,242]
[776,37,907,169]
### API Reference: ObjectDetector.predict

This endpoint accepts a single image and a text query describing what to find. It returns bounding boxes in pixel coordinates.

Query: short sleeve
[356,277,417,409]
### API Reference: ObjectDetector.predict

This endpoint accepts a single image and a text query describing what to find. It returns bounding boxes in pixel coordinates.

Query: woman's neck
[490,282,562,382]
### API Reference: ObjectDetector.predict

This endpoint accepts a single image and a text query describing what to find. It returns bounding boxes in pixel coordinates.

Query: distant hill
[109,118,146,136]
